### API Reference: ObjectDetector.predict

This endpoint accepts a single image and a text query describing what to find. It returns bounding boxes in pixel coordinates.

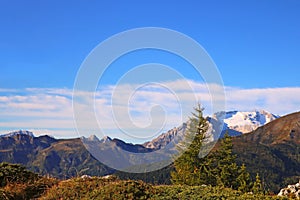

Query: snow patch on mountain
[0,130,34,138]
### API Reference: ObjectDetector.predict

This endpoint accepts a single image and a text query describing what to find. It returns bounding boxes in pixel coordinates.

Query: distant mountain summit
[209,110,279,137]
[100,136,112,143]
[143,123,187,149]
[0,130,34,138]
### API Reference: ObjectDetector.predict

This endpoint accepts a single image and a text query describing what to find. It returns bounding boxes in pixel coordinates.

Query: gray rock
[278,180,300,199]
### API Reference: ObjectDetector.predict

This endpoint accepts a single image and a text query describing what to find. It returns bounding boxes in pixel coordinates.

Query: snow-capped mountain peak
[0,130,34,138]
[212,110,279,134]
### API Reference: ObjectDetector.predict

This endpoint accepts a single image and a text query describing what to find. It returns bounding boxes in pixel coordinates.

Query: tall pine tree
[171,104,209,185]
[213,132,239,188]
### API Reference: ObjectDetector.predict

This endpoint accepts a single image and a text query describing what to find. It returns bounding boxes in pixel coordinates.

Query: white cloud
[0,80,299,141]
[225,87,300,115]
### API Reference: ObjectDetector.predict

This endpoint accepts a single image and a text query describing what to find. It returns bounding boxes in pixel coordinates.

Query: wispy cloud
[0,80,299,141]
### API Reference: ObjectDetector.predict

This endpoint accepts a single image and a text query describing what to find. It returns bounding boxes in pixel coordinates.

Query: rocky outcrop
[278,180,300,199]
[143,123,187,149]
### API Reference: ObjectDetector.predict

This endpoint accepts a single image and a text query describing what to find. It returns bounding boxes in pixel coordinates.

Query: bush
[0,177,58,200]
[151,185,288,200]
[40,176,117,200]
[0,162,59,199]
[0,162,39,187]
[88,180,154,200]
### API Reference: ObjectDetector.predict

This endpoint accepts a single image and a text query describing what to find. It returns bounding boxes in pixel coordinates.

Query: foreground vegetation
[40,177,288,200]
[0,169,289,199]
[0,157,290,199]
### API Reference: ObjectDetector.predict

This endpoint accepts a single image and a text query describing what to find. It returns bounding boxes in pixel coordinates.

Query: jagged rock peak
[87,134,100,142]
[100,135,112,143]
[81,135,111,143]
[143,123,187,149]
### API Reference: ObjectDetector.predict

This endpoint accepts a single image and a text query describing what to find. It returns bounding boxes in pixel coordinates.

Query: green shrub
[0,177,57,200]
[40,176,116,200]
[88,180,153,200]
[151,185,288,200]
[0,162,39,187]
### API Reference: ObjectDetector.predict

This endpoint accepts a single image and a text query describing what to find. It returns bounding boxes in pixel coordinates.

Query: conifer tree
[214,131,239,188]
[171,104,209,185]
[237,164,252,192]
[252,173,263,194]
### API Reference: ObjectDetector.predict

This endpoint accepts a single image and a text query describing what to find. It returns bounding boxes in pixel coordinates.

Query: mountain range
[0,110,299,192]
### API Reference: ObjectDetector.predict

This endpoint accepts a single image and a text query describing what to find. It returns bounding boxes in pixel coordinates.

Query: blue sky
[1,0,299,88]
[0,1,300,141]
